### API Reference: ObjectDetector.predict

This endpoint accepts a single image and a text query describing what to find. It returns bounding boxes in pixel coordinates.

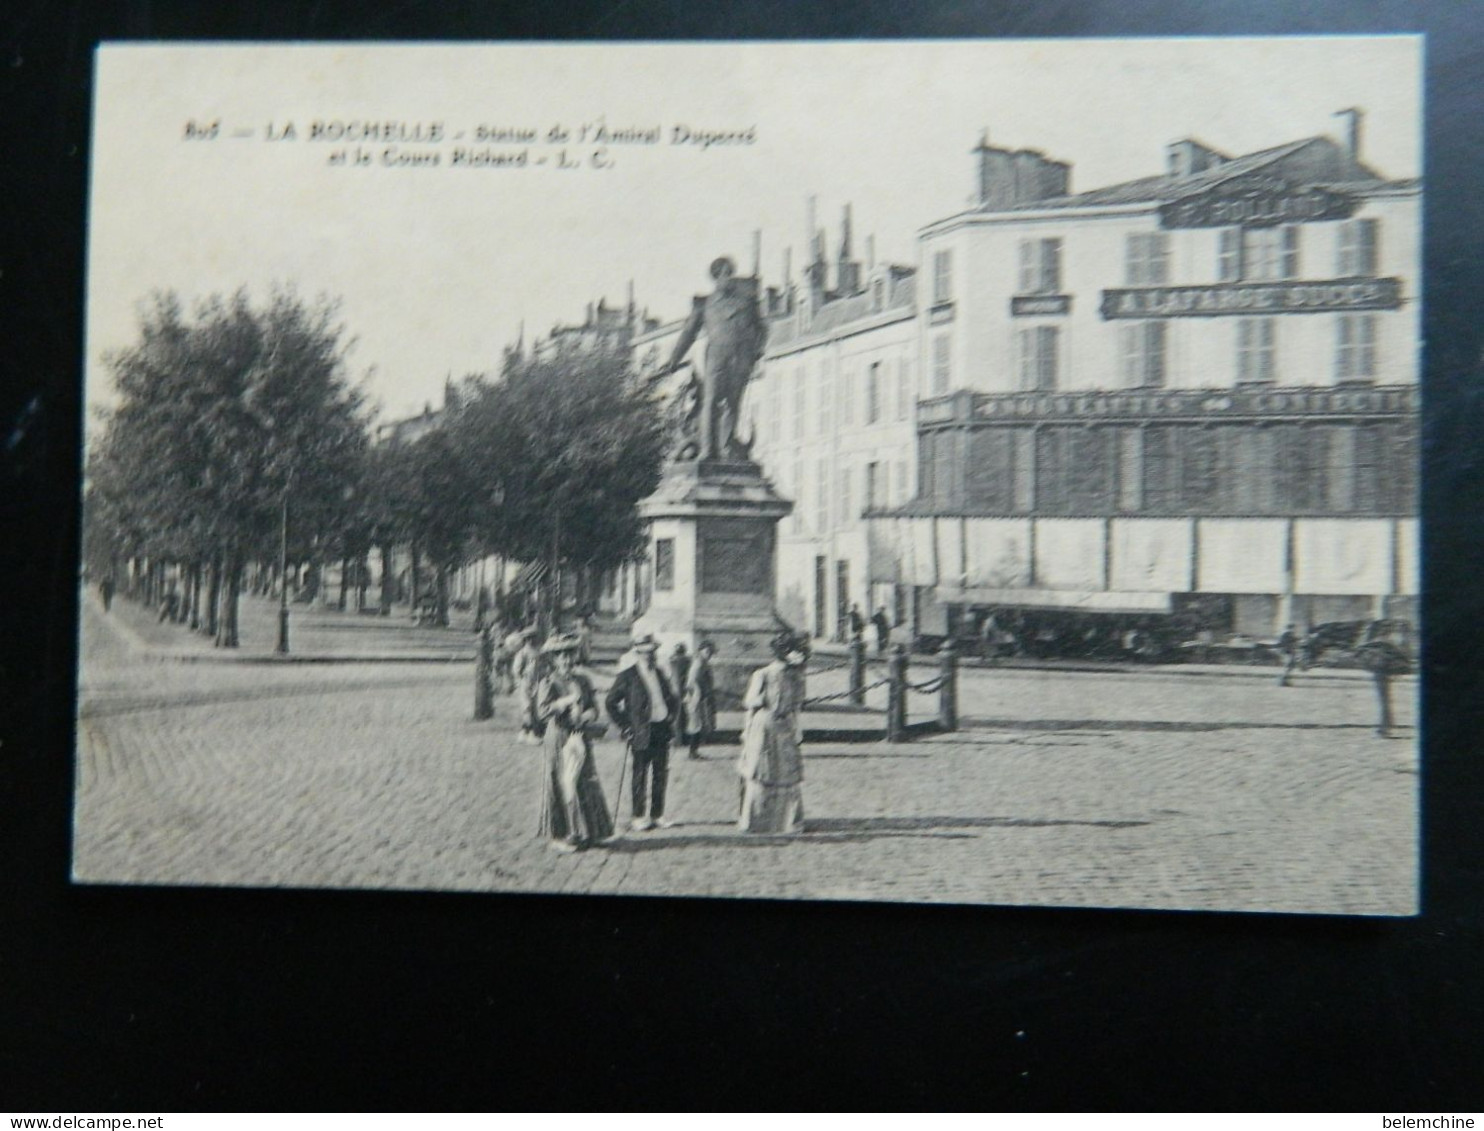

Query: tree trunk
[380,543,394,616]
[215,549,240,648]
[409,542,422,619]
[338,554,350,611]
[435,565,450,627]
[188,562,201,630]
[205,554,221,637]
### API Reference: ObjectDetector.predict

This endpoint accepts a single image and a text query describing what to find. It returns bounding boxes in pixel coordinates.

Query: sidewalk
[90,588,478,663]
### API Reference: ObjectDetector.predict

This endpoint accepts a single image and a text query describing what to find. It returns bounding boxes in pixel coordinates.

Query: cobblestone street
[75,594,1418,914]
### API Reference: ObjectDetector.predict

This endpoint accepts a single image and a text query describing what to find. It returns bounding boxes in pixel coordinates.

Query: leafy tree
[85,289,369,645]
[446,341,667,624]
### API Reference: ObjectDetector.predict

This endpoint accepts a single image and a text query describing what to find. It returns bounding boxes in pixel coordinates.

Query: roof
[989,135,1401,216]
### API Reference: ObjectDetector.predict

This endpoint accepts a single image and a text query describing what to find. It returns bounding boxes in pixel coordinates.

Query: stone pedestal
[631,458,793,700]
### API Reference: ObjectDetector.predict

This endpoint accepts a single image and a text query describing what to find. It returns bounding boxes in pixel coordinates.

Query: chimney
[752,229,762,277]
[1335,108,1363,165]
[867,234,876,270]
[782,245,792,284]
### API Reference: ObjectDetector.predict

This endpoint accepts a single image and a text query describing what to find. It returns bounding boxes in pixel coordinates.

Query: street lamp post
[276,488,291,654]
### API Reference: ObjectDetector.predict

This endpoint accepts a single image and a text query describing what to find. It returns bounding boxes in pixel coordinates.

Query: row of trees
[84,288,669,647]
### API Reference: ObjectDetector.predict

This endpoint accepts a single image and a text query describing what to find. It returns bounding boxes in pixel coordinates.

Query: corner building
[882,119,1419,642]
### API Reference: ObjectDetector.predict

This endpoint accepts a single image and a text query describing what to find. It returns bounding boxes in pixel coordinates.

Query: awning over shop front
[932,586,1173,614]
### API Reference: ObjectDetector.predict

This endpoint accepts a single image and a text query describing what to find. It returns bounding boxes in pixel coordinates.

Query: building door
[813,556,827,639]
[835,559,851,641]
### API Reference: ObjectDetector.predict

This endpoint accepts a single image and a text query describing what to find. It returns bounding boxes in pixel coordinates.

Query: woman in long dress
[536,632,615,852]
[683,639,718,760]
[737,632,809,834]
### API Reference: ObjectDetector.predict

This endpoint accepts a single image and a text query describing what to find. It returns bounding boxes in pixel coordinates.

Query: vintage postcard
[77,39,1421,914]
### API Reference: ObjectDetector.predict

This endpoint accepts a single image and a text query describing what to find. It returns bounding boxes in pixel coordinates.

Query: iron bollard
[849,635,867,706]
[474,623,495,721]
[886,644,908,743]
[938,639,958,732]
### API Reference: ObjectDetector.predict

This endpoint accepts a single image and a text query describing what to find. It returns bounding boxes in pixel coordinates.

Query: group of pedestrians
[506,625,812,854]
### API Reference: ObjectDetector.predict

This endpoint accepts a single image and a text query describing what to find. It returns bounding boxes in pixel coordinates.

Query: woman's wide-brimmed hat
[770,630,811,660]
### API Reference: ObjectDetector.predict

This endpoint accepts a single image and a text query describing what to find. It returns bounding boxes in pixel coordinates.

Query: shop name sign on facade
[1158,174,1357,229]
[1100,277,1402,320]
[910,384,1418,429]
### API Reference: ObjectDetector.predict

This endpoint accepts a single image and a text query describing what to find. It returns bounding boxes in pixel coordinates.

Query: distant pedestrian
[737,631,809,835]
[535,632,614,853]
[1276,623,1300,687]
[99,575,115,613]
[848,603,865,642]
[683,639,718,760]
[497,625,523,694]
[605,633,679,831]
[511,627,544,744]
[871,607,890,656]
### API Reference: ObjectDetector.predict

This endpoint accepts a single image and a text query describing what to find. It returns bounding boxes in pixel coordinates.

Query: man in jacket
[605,634,680,831]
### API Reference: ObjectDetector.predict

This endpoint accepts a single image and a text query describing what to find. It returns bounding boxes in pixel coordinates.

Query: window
[772,374,783,444]
[1119,322,1167,388]
[839,366,854,425]
[1017,326,1059,392]
[895,460,909,504]
[872,278,885,311]
[1337,218,1379,277]
[654,539,675,591]
[1243,226,1300,281]
[1236,318,1277,384]
[1336,314,1377,382]
[866,362,882,424]
[838,462,854,526]
[818,358,833,435]
[896,359,913,419]
[815,459,830,532]
[933,249,953,305]
[1126,232,1171,286]
[931,334,952,393]
[865,461,881,510]
[1018,237,1063,294]
[790,456,804,533]
[792,368,806,439]
[1217,228,1242,282]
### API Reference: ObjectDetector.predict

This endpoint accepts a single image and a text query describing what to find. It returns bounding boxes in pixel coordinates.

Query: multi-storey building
[745,207,920,639]
[878,114,1419,645]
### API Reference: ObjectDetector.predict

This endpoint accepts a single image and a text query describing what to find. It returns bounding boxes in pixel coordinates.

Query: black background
[4,0,1482,1111]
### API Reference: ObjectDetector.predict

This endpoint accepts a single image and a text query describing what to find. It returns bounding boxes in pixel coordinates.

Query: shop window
[1126,232,1171,286]
[1236,317,1278,384]
[1017,237,1062,295]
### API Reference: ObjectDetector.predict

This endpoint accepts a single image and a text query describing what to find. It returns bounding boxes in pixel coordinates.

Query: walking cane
[611,733,633,832]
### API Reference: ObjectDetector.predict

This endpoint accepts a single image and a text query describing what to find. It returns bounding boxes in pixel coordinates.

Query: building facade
[879,118,1419,644]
